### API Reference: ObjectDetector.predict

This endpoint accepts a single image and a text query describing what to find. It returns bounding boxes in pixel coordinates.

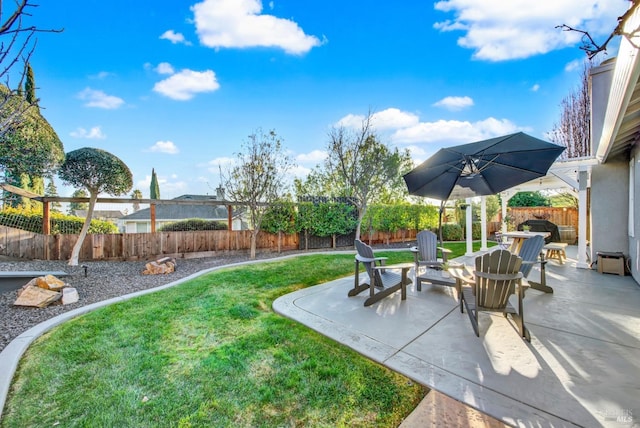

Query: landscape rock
[14,285,62,308]
[35,274,66,291]
[62,287,79,305]
[142,257,176,275]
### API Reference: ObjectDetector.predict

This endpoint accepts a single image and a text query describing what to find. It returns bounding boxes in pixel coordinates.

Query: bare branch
[0,0,63,139]
[557,0,640,59]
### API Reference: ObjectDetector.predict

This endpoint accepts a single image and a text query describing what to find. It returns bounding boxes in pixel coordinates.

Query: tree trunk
[332,234,337,249]
[250,230,258,259]
[277,231,282,253]
[68,192,98,266]
[355,206,366,241]
[438,200,446,247]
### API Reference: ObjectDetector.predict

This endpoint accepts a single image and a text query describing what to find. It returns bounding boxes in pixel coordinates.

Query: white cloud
[288,164,311,179]
[564,59,582,72]
[335,113,364,129]
[433,96,474,111]
[77,88,124,109]
[336,108,420,131]
[89,71,113,80]
[406,144,428,158]
[70,126,106,139]
[391,117,522,144]
[372,108,420,129]
[191,0,323,55]
[155,62,175,75]
[296,150,326,163]
[149,141,179,154]
[153,69,220,100]
[433,0,629,61]
[160,30,192,45]
[531,84,540,92]
[207,157,236,173]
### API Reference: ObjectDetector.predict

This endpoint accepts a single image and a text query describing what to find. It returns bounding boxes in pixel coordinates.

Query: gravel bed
[0,251,297,353]
[0,243,415,354]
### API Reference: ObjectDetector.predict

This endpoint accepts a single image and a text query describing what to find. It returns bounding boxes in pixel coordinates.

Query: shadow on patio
[273,246,640,427]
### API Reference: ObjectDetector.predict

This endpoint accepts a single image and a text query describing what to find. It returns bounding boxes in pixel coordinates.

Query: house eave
[596,4,640,163]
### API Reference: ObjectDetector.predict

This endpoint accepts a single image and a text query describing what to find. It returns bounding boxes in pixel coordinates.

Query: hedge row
[0,207,118,234]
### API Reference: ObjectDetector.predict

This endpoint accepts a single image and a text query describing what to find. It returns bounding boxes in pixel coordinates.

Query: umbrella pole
[438,200,446,247]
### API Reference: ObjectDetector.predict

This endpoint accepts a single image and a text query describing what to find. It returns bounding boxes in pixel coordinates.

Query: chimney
[216,186,225,200]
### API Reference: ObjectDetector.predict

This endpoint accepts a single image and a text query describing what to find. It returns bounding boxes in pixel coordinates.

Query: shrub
[262,202,297,235]
[159,218,228,232]
[0,207,118,234]
[441,223,463,241]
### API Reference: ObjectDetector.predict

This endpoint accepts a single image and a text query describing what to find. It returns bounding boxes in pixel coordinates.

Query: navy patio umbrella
[403,132,565,242]
[404,132,565,200]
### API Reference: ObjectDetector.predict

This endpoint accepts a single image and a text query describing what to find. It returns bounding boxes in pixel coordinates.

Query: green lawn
[2,243,488,427]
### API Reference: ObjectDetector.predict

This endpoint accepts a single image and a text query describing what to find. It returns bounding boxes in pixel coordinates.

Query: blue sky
[25,0,630,199]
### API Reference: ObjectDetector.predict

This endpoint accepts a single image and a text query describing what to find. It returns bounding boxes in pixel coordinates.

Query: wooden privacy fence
[0,207,580,261]
[360,229,418,245]
[508,207,578,230]
[0,226,299,261]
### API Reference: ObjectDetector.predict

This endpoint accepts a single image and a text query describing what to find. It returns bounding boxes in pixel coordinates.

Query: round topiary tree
[59,148,133,266]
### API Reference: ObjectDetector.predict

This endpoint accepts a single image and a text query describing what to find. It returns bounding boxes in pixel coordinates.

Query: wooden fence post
[150,203,156,233]
[42,201,50,235]
[227,204,232,250]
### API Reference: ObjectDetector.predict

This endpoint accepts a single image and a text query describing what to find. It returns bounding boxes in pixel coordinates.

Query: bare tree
[548,62,592,158]
[322,111,411,240]
[222,129,293,259]
[0,1,62,137]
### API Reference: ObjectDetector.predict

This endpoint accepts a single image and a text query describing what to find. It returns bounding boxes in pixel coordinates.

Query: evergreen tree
[68,189,89,216]
[25,63,36,105]
[45,179,62,212]
[131,189,143,212]
[3,171,42,209]
[150,168,160,199]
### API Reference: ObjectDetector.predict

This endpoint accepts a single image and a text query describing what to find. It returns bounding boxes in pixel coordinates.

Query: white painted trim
[630,157,635,238]
[465,198,473,256]
[596,4,640,162]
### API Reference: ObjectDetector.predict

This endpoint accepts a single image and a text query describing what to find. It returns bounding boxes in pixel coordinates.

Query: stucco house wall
[590,158,629,256]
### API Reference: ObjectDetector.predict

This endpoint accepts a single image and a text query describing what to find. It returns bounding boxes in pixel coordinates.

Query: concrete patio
[273,246,640,427]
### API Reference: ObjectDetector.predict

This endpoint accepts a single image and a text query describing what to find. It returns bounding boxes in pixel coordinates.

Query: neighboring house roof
[76,210,125,220]
[120,194,232,221]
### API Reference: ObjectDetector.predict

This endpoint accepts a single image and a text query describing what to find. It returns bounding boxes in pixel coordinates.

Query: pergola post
[499,190,516,233]
[577,167,591,268]
[465,197,473,256]
[480,196,488,251]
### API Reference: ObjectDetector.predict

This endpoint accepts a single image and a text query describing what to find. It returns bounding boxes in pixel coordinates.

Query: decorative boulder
[35,274,66,291]
[143,257,176,275]
[14,285,62,308]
